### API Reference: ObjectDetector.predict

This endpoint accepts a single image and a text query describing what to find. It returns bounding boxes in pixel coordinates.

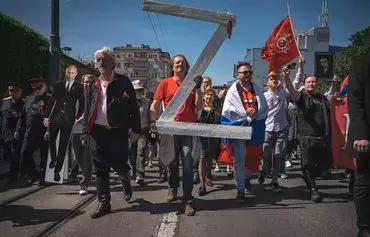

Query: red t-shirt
[154,77,196,122]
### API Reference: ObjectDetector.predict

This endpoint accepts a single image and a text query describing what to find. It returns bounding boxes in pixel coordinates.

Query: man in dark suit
[346,53,370,237]
[0,82,24,184]
[82,47,141,218]
[44,65,84,182]
[15,78,51,186]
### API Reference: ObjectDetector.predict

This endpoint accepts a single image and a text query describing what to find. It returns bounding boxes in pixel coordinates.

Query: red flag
[261,16,300,73]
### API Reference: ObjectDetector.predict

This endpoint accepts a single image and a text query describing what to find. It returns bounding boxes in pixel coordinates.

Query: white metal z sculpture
[142,0,252,141]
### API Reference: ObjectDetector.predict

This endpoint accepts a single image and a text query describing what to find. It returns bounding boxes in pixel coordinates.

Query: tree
[76,54,95,68]
[1,12,50,94]
[335,26,370,79]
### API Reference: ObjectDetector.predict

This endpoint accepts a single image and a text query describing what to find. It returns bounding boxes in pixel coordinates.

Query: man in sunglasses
[14,78,51,186]
[221,62,268,203]
[1,82,24,184]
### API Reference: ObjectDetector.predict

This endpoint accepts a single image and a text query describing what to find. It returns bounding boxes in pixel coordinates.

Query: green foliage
[1,12,50,94]
[335,26,370,79]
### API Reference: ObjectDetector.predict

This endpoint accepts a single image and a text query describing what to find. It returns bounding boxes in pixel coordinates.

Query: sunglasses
[32,85,44,91]
[238,70,253,75]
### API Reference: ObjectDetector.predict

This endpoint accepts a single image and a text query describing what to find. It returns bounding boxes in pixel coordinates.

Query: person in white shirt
[259,57,305,192]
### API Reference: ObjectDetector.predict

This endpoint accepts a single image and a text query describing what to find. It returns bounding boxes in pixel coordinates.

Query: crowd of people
[1,47,369,236]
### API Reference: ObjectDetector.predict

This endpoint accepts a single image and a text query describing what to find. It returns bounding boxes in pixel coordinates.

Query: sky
[1,0,370,85]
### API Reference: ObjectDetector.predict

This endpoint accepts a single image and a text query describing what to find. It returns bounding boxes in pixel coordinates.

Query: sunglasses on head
[238,70,253,75]
[32,85,43,91]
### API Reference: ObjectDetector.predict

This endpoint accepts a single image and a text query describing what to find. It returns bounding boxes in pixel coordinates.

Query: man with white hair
[82,47,141,218]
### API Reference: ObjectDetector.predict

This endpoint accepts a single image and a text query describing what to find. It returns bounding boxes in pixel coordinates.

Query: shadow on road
[0,204,84,227]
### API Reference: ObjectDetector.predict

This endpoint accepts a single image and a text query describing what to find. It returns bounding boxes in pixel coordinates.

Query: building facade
[234,0,346,89]
[113,44,171,92]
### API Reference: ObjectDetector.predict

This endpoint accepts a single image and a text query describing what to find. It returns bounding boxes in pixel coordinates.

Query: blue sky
[1,0,370,85]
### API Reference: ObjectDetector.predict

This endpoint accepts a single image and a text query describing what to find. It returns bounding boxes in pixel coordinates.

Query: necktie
[66,82,71,91]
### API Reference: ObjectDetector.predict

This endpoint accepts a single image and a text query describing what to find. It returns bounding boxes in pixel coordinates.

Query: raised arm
[324,75,338,100]
[283,66,301,102]
[292,57,305,89]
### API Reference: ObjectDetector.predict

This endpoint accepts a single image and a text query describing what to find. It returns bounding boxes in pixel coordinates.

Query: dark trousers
[355,154,370,233]
[49,119,73,173]
[129,127,148,176]
[21,131,49,180]
[91,125,130,204]
[168,135,193,201]
[298,136,330,190]
[3,141,19,179]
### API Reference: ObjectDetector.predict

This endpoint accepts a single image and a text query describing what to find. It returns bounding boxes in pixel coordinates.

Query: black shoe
[90,203,111,219]
[121,175,132,201]
[311,189,323,203]
[49,161,56,169]
[245,179,253,193]
[271,182,283,193]
[54,172,61,182]
[22,179,37,187]
[236,190,245,204]
[38,179,46,186]
[198,185,207,196]
[157,175,168,183]
[258,172,265,184]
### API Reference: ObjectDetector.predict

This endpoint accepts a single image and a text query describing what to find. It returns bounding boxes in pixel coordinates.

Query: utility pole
[49,0,60,86]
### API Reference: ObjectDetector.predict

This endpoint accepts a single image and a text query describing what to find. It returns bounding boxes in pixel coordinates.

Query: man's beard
[98,65,106,74]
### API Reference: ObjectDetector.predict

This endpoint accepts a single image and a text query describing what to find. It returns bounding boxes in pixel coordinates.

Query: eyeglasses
[238,70,253,75]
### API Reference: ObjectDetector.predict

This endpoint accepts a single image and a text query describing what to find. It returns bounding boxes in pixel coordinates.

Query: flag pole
[287,2,302,57]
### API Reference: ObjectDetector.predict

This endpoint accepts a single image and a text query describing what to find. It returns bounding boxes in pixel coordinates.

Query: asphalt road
[0,162,357,237]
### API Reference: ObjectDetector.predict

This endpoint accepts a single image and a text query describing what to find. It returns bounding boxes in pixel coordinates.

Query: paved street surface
[0,161,357,237]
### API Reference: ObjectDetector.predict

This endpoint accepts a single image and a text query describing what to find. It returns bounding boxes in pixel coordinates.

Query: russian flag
[218,81,268,172]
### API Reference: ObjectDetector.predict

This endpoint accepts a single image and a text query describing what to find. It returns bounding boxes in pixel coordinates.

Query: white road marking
[156,212,178,237]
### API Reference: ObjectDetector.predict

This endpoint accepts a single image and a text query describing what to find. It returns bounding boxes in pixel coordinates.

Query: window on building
[134,62,147,68]
[137,72,147,77]
[124,63,133,68]
[116,63,121,69]
[116,54,120,58]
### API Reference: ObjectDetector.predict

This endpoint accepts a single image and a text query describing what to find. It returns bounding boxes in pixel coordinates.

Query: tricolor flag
[339,75,349,96]
[218,81,268,172]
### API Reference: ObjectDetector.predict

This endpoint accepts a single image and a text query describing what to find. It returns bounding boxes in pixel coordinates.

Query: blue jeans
[168,135,193,201]
[233,139,250,191]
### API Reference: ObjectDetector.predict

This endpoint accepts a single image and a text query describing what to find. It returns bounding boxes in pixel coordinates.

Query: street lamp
[62,47,72,54]
[50,0,60,86]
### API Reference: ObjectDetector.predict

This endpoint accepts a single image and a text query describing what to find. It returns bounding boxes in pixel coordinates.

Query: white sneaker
[215,163,220,172]
[285,160,292,168]
[79,186,88,196]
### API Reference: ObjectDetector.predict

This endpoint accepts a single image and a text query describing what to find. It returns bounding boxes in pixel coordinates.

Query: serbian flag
[261,16,300,73]
[339,75,349,96]
[218,81,268,172]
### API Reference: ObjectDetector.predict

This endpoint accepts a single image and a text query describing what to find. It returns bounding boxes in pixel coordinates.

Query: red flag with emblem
[261,16,300,73]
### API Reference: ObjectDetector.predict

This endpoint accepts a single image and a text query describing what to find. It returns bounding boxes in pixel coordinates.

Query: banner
[330,97,356,170]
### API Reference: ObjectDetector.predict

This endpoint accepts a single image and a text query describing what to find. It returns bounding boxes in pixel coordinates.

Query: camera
[286,62,296,70]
